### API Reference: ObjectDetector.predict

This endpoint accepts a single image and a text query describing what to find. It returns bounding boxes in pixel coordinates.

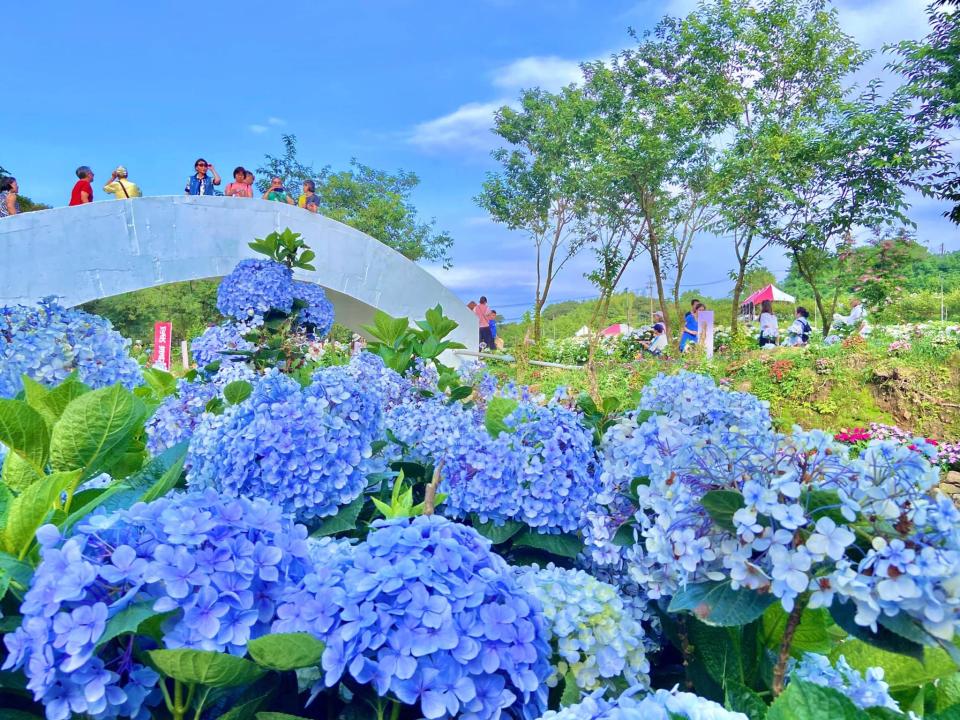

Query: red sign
[151,322,173,370]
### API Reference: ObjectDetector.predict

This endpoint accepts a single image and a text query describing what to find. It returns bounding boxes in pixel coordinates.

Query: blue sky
[4,0,955,321]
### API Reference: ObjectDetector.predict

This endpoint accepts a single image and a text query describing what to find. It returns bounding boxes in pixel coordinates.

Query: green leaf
[141,368,178,398]
[0,482,11,530]
[763,604,834,656]
[767,679,867,720]
[149,649,264,688]
[247,633,325,671]
[2,451,43,493]
[512,530,583,559]
[470,516,524,544]
[560,670,581,706]
[141,444,188,503]
[612,522,635,547]
[725,682,769,720]
[800,489,848,525]
[96,600,162,650]
[311,494,365,537]
[0,549,34,597]
[484,397,519,438]
[936,673,960,713]
[830,639,959,692]
[830,602,924,661]
[215,691,273,720]
[0,399,50,471]
[448,385,473,401]
[21,376,50,412]
[224,381,253,405]
[690,620,746,685]
[701,490,746,533]
[2,470,82,557]
[668,580,775,627]
[0,712,44,720]
[49,385,142,478]
[930,706,960,720]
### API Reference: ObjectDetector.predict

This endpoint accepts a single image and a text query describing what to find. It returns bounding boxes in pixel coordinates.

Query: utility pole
[942,275,947,322]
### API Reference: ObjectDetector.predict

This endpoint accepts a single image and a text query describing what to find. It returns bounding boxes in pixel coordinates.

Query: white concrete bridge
[0,196,475,352]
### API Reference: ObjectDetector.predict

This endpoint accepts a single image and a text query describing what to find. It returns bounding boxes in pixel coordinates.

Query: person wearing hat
[641,322,668,357]
[103,166,142,199]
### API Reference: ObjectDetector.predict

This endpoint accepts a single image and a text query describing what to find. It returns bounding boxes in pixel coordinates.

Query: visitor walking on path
[297,180,320,212]
[185,159,221,196]
[679,299,700,352]
[102,166,141,199]
[759,299,779,347]
[0,177,20,217]
[784,306,812,346]
[225,167,253,197]
[69,166,95,206]
[263,177,294,204]
[474,296,495,349]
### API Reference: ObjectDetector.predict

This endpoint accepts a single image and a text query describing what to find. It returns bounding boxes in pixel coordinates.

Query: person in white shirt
[641,323,668,356]
[831,298,869,337]
[759,300,779,347]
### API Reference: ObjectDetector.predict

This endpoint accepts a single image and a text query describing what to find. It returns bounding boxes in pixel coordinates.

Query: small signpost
[698,310,715,360]
[151,321,173,370]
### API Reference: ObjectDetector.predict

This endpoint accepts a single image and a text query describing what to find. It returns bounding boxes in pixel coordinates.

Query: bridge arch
[0,196,475,352]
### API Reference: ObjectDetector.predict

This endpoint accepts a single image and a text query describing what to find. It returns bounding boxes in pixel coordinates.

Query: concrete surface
[0,196,475,354]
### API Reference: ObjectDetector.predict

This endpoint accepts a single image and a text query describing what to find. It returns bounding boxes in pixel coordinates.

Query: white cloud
[835,0,928,49]
[492,56,584,93]
[248,124,268,134]
[425,261,537,292]
[409,100,509,152]
[267,116,286,126]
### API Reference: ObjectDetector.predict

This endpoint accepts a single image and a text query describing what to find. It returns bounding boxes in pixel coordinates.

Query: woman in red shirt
[69,166,94,205]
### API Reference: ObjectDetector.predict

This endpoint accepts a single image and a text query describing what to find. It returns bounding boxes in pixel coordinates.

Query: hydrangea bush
[792,653,900,712]
[535,686,748,720]
[516,564,649,696]
[189,321,255,369]
[187,364,382,520]
[215,258,294,320]
[292,280,335,336]
[0,298,141,398]
[3,490,312,720]
[274,515,552,720]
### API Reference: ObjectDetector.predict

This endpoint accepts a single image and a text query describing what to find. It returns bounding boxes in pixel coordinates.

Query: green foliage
[767,679,867,720]
[370,472,447,519]
[248,228,315,271]
[257,134,453,265]
[149,649,264,688]
[669,580,775,627]
[246,633,325,672]
[362,305,465,380]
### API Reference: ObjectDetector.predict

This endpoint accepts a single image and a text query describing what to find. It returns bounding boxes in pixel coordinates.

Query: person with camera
[103,166,142,199]
[184,158,221,196]
[262,176,294,205]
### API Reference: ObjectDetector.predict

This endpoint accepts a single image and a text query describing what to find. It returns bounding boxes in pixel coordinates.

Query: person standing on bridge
[69,166,95,206]
[185,159,221,196]
[297,180,320,212]
[102,166,142,199]
[0,177,20,217]
[225,167,252,197]
[263,176,294,205]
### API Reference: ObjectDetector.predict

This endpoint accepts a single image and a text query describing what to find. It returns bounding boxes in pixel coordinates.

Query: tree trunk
[646,223,671,338]
[730,256,748,335]
[793,249,831,335]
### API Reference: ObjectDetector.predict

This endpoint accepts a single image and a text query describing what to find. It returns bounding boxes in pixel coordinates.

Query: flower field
[1,233,959,720]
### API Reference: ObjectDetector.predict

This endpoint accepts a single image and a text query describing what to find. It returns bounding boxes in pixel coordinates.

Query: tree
[257,135,453,266]
[890,0,960,223]
[581,16,726,340]
[759,86,939,333]
[686,0,867,334]
[742,266,777,296]
[664,188,717,323]
[477,87,594,343]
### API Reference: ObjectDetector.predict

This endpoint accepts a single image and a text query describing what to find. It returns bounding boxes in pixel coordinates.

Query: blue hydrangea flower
[187,364,383,520]
[516,564,649,697]
[792,653,900,712]
[216,258,294,320]
[190,322,255,369]
[145,363,255,455]
[292,281,335,337]
[275,515,552,720]
[3,490,312,720]
[535,686,748,719]
[0,298,141,398]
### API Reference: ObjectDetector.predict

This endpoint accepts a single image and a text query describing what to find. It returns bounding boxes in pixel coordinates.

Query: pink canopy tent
[601,323,631,336]
[741,284,796,306]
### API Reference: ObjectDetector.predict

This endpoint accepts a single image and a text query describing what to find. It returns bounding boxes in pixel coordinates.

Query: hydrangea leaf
[95,600,163,650]
[690,619,747,685]
[829,639,958,692]
[724,681,769,720]
[310,494,365,537]
[829,601,924,661]
[223,380,254,405]
[512,530,583,559]
[470,516,524,544]
[700,489,746,533]
[0,399,50,472]
[49,385,142,478]
[149,649,265,688]
[763,605,834,657]
[214,689,273,720]
[2,451,43,493]
[766,679,868,720]
[668,580,775,627]
[140,368,178,399]
[247,633,325,671]
[560,670,581,706]
[1,469,82,558]
[484,397,520,438]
